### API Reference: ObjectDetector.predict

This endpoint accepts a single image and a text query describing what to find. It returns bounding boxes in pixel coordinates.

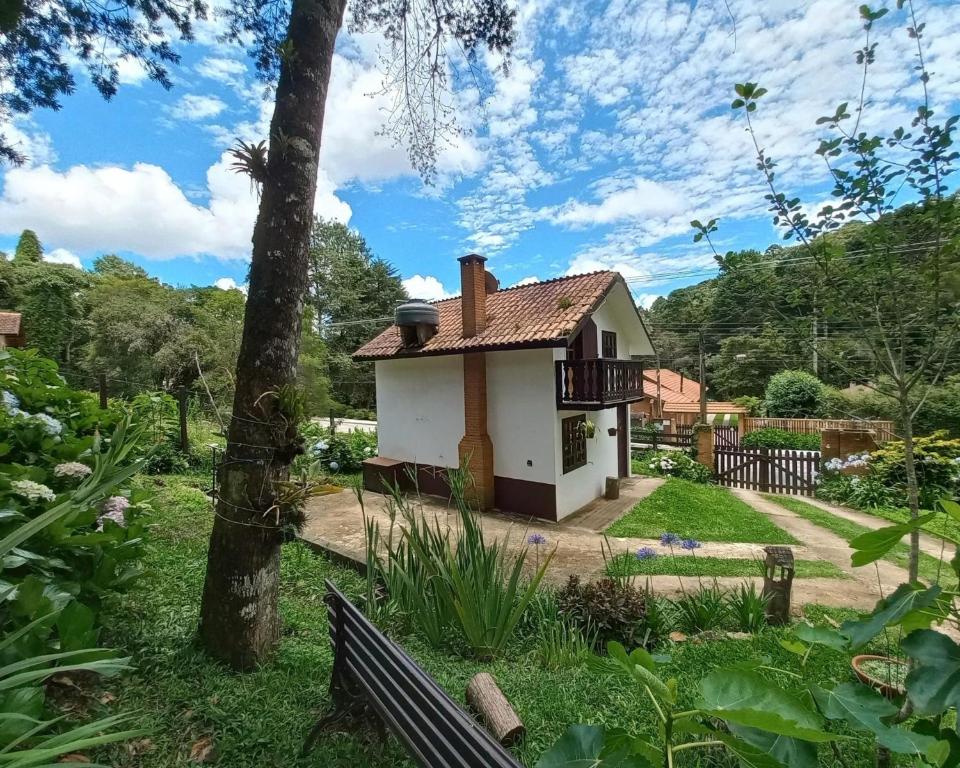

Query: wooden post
[178,386,190,454]
[605,476,619,500]
[763,546,795,625]
[759,447,770,493]
[466,672,525,746]
[98,374,108,409]
[328,409,336,435]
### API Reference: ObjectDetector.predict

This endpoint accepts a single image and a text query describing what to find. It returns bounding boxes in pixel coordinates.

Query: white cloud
[214,277,247,293]
[43,248,82,269]
[168,94,227,121]
[551,180,687,227]
[512,276,539,287]
[196,57,246,85]
[0,156,351,260]
[402,275,454,301]
[635,293,661,309]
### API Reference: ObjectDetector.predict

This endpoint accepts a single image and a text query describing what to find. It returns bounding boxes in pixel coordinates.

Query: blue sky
[0,0,957,306]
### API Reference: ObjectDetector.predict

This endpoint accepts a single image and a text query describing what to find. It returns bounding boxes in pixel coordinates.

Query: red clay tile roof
[0,312,21,336]
[354,271,620,360]
[666,401,748,413]
[643,368,701,405]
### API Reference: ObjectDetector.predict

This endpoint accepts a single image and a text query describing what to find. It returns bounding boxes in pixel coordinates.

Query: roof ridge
[420,270,617,305]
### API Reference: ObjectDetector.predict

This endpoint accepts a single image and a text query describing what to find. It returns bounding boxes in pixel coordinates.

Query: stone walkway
[299,478,949,610]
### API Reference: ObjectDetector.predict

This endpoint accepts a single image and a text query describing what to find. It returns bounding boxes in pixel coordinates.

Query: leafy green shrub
[535,620,595,670]
[764,369,824,417]
[142,439,190,474]
[732,395,764,416]
[299,422,377,474]
[868,431,960,506]
[633,449,712,483]
[742,427,821,451]
[556,575,649,650]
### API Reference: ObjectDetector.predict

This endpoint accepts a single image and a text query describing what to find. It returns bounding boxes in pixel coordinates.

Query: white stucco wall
[589,281,656,358]
[486,348,557,485]
[374,356,464,468]
[554,405,622,518]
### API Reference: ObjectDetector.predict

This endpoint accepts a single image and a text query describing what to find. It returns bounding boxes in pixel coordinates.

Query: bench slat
[324,580,523,768]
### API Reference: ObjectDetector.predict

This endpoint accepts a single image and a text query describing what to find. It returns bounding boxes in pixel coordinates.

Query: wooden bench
[303,580,523,767]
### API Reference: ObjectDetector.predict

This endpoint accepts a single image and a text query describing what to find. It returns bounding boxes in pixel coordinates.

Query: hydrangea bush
[297,421,377,474]
[632,449,712,483]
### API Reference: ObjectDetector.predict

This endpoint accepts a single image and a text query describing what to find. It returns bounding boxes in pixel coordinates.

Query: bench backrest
[324,580,523,768]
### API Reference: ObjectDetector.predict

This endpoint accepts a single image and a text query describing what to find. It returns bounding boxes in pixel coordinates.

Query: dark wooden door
[617,405,628,477]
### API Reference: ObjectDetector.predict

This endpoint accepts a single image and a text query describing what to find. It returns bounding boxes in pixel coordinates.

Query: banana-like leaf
[848,513,936,567]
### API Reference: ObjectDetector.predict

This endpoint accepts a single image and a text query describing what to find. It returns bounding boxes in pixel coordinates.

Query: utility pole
[812,289,819,376]
[698,328,707,424]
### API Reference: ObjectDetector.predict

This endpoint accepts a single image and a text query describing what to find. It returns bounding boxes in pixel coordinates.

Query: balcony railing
[556,358,645,410]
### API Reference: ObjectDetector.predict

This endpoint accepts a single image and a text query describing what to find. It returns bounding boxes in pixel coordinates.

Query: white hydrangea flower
[11,479,56,502]
[97,496,130,530]
[53,462,92,479]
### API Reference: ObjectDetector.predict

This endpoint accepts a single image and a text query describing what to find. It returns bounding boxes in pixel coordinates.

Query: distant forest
[0,218,406,418]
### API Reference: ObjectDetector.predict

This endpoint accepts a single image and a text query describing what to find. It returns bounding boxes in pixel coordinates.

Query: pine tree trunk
[899,396,920,583]
[198,0,348,670]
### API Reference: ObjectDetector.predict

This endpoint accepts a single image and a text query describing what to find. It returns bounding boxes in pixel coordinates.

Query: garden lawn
[864,505,960,543]
[765,495,950,585]
[607,553,846,579]
[606,477,798,544]
[90,474,893,767]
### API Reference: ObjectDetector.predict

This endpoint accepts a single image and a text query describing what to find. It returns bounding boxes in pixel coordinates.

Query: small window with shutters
[601,331,617,359]
[561,415,587,474]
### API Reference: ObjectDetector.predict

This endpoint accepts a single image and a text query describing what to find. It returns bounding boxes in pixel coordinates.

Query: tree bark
[198,0,348,670]
[898,394,920,583]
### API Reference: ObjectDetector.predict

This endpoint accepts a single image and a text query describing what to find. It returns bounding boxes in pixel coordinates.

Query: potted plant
[851,654,907,699]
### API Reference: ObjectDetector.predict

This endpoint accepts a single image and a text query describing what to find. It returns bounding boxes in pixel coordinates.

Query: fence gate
[714,426,739,448]
[714,447,820,496]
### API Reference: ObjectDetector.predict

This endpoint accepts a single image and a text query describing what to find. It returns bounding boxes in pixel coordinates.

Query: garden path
[731,490,909,606]
[301,481,877,609]
[799,496,956,561]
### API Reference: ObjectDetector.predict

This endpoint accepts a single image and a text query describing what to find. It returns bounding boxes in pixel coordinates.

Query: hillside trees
[13,229,42,262]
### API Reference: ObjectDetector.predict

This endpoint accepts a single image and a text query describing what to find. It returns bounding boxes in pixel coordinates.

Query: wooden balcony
[556,358,645,410]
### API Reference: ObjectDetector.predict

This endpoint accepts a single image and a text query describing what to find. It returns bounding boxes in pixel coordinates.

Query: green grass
[87,473,895,767]
[606,477,798,544]
[607,552,847,579]
[766,495,951,585]
[864,505,960,542]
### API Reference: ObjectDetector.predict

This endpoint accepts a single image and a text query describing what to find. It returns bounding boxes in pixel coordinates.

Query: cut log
[465,672,525,746]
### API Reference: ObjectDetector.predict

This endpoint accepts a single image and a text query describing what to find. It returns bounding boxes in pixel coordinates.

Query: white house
[353,255,656,521]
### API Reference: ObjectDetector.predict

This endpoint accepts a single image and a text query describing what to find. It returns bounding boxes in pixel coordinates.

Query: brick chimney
[456,254,495,510]
[459,253,488,338]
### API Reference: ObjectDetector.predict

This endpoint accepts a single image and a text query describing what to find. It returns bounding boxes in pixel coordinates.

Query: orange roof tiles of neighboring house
[0,312,21,336]
[642,368,701,405]
[666,401,748,413]
[354,271,623,360]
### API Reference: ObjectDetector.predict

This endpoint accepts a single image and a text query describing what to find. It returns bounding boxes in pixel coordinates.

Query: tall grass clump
[362,466,554,660]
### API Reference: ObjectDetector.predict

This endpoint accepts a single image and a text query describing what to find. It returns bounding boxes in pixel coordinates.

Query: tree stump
[465,672,525,746]
[605,476,619,500]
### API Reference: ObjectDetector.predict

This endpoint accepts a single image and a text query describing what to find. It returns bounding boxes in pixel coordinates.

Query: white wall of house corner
[374,356,464,468]
[486,348,557,485]
[554,405,621,520]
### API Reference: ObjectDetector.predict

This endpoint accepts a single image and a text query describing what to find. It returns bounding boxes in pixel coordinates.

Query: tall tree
[198,0,516,669]
[13,229,41,263]
[308,217,406,409]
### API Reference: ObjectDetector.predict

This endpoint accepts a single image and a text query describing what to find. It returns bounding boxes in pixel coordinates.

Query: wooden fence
[714,447,820,496]
[742,417,896,443]
[630,424,693,449]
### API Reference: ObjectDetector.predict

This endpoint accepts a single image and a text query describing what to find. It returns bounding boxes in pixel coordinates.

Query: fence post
[98,374,108,409]
[177,386,190,454]
[759,447,770,493]
[328,409,337,435]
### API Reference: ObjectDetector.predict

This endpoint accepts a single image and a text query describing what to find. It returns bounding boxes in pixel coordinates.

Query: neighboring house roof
[642,368,747,413]
[355,271,627,360]
[0,312,22,336]
[665,401,748,413]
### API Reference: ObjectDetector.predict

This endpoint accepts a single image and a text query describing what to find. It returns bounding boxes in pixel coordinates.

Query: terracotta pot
[851,654,906,699]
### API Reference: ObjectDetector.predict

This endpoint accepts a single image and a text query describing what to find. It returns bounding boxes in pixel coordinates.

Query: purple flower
[635,547,657,561]
[660,532,681,547]
[527,533,547,546]
[681,538,701,551]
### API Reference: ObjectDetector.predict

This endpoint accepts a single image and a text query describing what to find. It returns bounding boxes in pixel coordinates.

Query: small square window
[562,415,587,474]
[602,331,617,359]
